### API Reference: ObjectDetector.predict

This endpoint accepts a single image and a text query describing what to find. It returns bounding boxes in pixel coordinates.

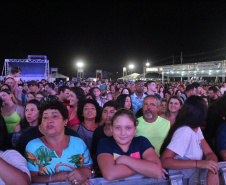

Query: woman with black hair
[116,94,132,111]
[71,99,102,150]
[160,96,219,184]
[121,87,132,96]
[68,87,86,128]
[0,114,30,185]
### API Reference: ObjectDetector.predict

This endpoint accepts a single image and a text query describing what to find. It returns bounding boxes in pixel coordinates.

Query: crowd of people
[0,66,226,185]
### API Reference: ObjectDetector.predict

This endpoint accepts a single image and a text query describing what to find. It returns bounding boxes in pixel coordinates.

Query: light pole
[128,64,134,74]
[123,67,127,77]
[76,61,84,79]
[144,61,150,78]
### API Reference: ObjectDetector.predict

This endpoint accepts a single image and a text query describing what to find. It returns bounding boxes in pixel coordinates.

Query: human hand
[161,168,168,180]
[197,160,219,174]
[115,155,128,165]
[207,171,219,185]
[55,171,69,181]
[67,169,88,185]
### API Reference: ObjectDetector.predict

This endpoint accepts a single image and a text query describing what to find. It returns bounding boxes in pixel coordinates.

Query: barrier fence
[31,162,226,185]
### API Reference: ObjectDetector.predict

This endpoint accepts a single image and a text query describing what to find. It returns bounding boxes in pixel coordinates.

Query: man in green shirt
[135,95,170,156]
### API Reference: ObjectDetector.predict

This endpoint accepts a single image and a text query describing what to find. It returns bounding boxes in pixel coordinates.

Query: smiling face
[83,103,97,120]
[111,115,137,148]
[61,89,70,101]
[68,91,79,106]
[168,98,181,113]
[25,103,39,126]
[41,109,67,136]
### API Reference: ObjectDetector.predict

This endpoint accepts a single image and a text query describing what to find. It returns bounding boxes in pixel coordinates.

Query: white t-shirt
[221,87,226,95]
[167,126,204,160]
[0,150,31,185]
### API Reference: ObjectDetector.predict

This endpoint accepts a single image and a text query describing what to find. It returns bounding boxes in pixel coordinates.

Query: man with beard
[135,95,170,156]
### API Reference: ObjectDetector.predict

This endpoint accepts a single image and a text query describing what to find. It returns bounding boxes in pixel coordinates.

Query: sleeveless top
[67,107,80,128]
[77,124,95,150]
[3,105,21,134]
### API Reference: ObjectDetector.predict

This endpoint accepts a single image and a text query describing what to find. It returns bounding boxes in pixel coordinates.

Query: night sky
[1,1,226,79]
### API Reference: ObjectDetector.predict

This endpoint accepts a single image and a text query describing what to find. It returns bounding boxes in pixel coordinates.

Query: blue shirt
[25,136,93,175]
[130,92,147,114]
[97,136,153,160]
[216,122,226,153]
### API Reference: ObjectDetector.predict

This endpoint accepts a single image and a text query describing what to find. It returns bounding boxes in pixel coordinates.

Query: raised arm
[97,153,136,181]
[115,148,162,179]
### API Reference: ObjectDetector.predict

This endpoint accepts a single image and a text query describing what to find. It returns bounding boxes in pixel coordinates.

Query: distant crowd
[0,66,225,185]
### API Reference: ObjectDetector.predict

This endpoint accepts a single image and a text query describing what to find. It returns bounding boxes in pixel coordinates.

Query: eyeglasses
[136,84,144,87]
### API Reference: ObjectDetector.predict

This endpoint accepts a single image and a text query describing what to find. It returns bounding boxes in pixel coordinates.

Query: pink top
[67,107,80,128]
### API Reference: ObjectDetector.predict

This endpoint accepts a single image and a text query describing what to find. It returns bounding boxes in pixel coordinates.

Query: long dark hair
[160,96,207,155]
[0,114,13,151]
[116,94,133,111]
[70,87,86,106]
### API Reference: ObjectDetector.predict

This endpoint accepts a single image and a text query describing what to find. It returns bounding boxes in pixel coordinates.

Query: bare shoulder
[14,123,21,132]
[17,104,25,111]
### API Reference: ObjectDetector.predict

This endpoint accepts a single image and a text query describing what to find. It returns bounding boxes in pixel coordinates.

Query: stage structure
[3,55,49,81]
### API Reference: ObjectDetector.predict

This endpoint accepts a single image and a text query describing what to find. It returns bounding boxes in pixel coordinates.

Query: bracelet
[49,174,52,182]
[195,160,198,172]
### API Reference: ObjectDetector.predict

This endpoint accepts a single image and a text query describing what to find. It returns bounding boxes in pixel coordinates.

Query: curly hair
[77,99,102,123]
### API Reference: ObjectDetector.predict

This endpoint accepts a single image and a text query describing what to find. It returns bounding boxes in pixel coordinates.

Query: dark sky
[1,1,226,79]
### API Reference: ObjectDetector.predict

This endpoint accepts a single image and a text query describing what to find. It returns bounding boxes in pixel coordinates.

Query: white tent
[49,73,69,82]
[118,73,141,81]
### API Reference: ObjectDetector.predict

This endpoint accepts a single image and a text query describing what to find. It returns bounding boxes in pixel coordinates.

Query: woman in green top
[0,89,24,134]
